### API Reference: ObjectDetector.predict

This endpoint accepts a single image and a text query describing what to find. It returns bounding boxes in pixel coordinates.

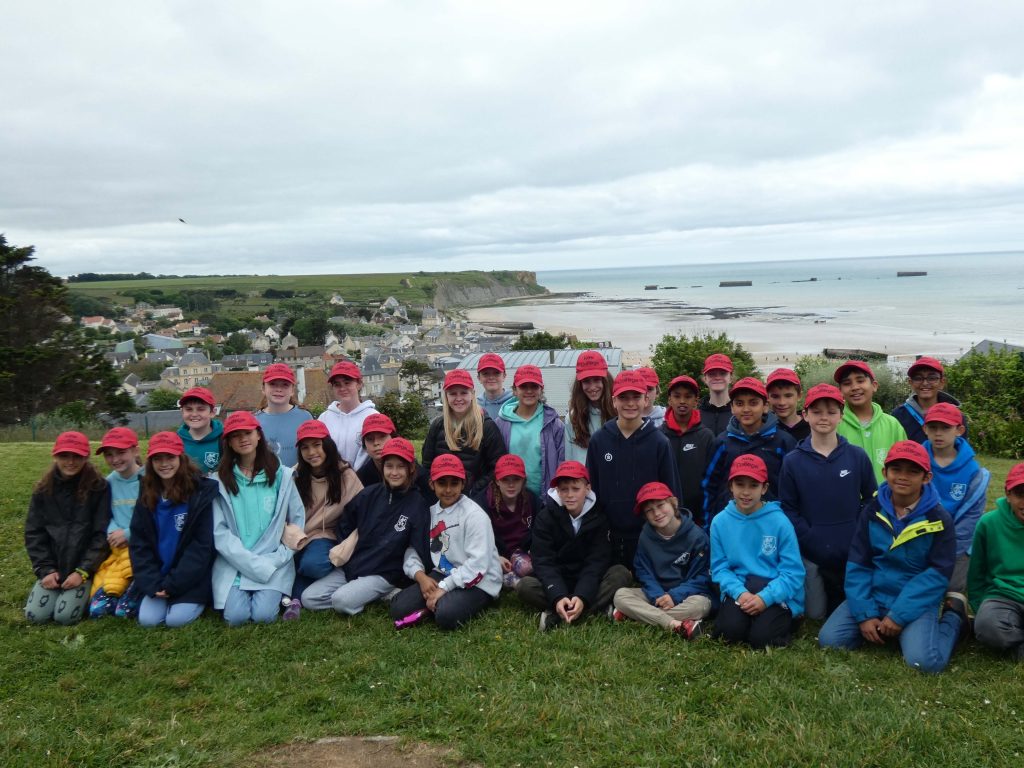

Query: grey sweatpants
[25,579,91,625]
[973,598,1024,656]
[302,568,395,615]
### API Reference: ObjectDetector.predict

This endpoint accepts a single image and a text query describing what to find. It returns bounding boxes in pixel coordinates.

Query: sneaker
[282,597,302,621]
[674,619,703,640]
[89,588,117,619]
[539,610,563,632]
[114,582,142,620]
[944,592,971,643]
[606,605,626,622]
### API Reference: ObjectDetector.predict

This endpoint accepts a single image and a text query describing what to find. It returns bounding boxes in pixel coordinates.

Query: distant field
[68,271,533,309]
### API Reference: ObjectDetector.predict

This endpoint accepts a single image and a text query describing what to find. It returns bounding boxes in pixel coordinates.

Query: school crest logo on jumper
[604,452,613,462]
[394,514,408,532]
[761,535,777,556]
[174,512,187,532]
[204,452,218,469]
[950,483,967,501]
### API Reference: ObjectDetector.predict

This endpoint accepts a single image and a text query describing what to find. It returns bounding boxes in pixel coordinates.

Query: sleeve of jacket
[128,499,164,597]
[956,468,990,557]
[471,419,508,495]
[965,515,990,614]
[758,518,806,610]
[438,505,499,592]
[161,483,216,598]
[572,514,612,608]
[657,434,683,501]
[336,487,367,541]
[80,485,113,575]
[529,504,569,604]
[709,517,746,601]
[844,503,881,623]
[858,450,878,502]
[702,439,728,530]
[420,417,442,471]
[212,493,278,583]
[887,512,956,627]
[585,437,602,501]
[778,455,812,550]
[634,539,664,603]
[24,492,58,579]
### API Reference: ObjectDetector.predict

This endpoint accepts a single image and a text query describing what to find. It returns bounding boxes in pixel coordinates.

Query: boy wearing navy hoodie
[612,482,713,638]
[779,384,877,620]
[586,371,681,572]
[702,377,796,528]
[819,441,964,673]
[922,402,989,598]
[660,375,715,527]
[517,461,632,630]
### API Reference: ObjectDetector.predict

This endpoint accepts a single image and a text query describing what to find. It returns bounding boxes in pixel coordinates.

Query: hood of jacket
[725,411,781,442]
[719,498,785,524]
[177,418,223,446]
[325,398,376,418]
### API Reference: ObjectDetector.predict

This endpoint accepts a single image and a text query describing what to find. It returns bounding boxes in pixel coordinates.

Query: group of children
[23,353,1024,670]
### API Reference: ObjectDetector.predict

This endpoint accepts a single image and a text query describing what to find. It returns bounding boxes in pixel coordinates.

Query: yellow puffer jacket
[90,546,133,597]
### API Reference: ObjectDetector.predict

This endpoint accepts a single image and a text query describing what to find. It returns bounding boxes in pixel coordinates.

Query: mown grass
[2,443,1022,768]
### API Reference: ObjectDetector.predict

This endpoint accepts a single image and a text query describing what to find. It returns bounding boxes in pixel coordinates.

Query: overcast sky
[3,1,1023,276]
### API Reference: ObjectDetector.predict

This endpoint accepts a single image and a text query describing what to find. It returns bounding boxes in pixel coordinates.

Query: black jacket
[25,473,111,580]
[529,493,613,609]
[129,476,218,604]
[421,414,507,495]
[660,415,715,528]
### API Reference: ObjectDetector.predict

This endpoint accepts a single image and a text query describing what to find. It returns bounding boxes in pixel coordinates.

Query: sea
[466,251,1024,365]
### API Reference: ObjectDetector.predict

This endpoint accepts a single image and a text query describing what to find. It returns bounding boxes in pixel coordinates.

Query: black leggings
[713,595,795,650]
[389,570,494,631]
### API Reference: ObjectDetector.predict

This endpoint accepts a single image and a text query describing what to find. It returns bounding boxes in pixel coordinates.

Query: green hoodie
[177,419,224,474]
[836,401,907,484]
[967,497,1024,612]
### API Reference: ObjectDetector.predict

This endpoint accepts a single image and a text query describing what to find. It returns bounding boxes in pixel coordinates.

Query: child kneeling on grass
[611,482,713,639]
[819,441,965,673]
[710,454,805,649]
[129,432,218,628]
[967,463,1024,662]
[389,454,502,630]
[515,461,633,631]
[24,432,111,626]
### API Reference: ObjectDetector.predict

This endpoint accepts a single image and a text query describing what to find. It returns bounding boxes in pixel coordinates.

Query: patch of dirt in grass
[253,736,478,768]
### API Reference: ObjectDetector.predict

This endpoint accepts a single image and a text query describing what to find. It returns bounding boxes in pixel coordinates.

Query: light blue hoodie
[710,499,805,616]
[924,436,990,556]
[106,468,143,539]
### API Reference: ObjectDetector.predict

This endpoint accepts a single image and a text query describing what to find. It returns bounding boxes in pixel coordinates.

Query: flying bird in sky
[178,218,186,223]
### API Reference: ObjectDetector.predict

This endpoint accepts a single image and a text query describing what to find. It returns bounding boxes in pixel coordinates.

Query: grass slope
[1,444,1022,768]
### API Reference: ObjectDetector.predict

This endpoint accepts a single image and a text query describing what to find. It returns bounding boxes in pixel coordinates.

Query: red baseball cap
[381,437,415,464]
[223,411,261,436]
[477,353,506,374]
[729,377,768,400]
[833,360,875,383]
[147,431,185,458]
[513,365,544,388]
[908,357,945,377]
[667,375,700,395]
[924,402,963,427]
[328,360,362,382]
[262,363,296,384]
[766,368,801,389]
[97,427,139,453]
[575,350,608,381]
[612,370,647,397]
[52,431,91,457]
[444,369,475,390]
[1005,462,1024,493]
[633,481,675,515]
[179,386,215,407]
[361,412,397,438]
[295,420,330,444]
[550,460,590,487]
[636,367,660,390]
[430,454,466,482]
[703,353,734,374]
[729,454,769,483]
[495,453,527,480]
[802,383,845,410]
[884,440,931,473]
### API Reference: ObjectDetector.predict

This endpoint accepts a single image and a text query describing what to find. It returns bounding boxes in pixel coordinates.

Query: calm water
[470,251,1024,359]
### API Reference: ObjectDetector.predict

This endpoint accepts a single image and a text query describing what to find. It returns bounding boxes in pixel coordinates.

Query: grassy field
[68,271,542,315]
[2,443,1022,768]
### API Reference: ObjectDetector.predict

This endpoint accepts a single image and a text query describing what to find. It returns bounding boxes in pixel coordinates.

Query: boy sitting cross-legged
[516,461,632,631]
[611,482,713,639]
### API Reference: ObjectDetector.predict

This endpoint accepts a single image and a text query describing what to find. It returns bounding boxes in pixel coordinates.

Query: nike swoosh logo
[683,444,696,452]
[839,469,850,477]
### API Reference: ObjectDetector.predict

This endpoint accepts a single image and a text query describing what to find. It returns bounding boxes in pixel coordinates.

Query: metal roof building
[457,349,623,417]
